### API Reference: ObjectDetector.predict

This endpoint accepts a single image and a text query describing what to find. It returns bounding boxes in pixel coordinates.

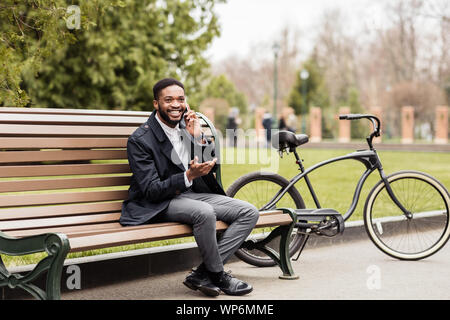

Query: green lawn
[2,147,449,267]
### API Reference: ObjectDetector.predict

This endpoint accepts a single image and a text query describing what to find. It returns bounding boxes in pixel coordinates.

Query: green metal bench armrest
[0,231,70,300]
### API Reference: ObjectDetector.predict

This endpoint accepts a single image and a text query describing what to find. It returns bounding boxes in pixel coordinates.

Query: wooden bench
[0,107,298,300]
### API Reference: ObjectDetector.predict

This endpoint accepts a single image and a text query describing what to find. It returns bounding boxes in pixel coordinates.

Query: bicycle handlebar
[339,113,381,148]
[339,114,364,120]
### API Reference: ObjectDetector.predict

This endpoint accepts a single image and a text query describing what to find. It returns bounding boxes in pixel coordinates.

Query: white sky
[206,0,389,63]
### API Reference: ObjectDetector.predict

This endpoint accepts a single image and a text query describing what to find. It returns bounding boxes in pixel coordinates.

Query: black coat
[120,112,226,226]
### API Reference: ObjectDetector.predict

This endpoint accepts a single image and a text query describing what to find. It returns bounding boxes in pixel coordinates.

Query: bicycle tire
[364,170,450,260]
[227,171,306,267]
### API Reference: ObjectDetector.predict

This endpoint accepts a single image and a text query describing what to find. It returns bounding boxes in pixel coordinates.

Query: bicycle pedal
[295,208,345,236]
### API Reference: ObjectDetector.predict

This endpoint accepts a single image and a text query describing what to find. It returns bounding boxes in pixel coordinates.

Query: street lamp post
[300,69,309,134]
[272,42,280,128]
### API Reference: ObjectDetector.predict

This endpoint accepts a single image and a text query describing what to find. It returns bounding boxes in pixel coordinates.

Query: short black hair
[153,78,185,100]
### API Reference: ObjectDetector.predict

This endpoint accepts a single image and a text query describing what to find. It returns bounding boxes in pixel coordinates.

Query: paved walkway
[62,237,450,300]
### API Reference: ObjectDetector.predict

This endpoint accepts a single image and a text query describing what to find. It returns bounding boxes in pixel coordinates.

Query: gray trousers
[155,190,259,273]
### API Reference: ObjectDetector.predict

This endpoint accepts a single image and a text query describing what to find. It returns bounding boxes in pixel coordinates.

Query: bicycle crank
[294,208,345,237]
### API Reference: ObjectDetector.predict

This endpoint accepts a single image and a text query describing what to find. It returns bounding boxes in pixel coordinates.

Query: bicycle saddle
[272,131,309,150]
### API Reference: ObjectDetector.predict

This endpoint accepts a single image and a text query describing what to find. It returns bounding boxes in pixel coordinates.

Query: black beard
[157,107,181,126]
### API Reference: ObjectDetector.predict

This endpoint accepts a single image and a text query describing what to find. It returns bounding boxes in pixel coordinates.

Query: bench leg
[277,208,299,280]
[243,208,299,280]
[0,232,70,300]
[277,229,299,279]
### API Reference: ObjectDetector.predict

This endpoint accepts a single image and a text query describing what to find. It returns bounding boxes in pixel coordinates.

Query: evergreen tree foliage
[343,87,366,139]
[288,58,329,115]
[195,74,247,113]
[0,0,225,110]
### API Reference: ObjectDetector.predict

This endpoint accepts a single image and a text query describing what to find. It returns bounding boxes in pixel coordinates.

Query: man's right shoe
[183,268,221,297]
[212,271,253,296]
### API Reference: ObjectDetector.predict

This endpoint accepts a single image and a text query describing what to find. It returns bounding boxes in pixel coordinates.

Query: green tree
[1,0,225,110]
[342,87,366,139]
[0,0,125,107]
[194,74,247,133]
[445,79,450,106]
[288,58,329,115]
[195,74,247,113]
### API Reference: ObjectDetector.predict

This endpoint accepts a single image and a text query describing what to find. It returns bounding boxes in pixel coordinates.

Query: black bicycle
[228,114,450,267]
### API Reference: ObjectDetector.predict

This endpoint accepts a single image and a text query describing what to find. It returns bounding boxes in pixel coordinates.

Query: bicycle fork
[378,168,413,219]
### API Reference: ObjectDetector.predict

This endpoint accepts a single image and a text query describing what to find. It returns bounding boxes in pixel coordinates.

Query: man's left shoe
[183,269,221,297]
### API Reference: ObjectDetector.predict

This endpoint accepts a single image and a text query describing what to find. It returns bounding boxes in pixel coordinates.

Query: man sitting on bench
[120,78,259,297]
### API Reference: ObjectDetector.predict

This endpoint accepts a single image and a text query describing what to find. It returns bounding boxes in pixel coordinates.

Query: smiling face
[153,84,186,128]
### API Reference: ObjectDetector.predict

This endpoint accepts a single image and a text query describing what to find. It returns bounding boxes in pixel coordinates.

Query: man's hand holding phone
[184,103,202,138]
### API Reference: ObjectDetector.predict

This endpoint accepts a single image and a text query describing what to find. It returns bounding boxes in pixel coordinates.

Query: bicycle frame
[262,147,412,221]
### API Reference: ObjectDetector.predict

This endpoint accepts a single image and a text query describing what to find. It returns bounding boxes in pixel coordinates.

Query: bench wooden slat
[0,137,127,149]
[0,212,121,231]
[0,176,130,193]
[0,113,148,126]
[0,149,127,164]
[0,190,128,207]
[67,224,210,252]
[3,222,176,238]
[63,222,192,238]
[67,213,292,252]
[254,213,293,227]
[0,124,137,136]
[0,201,123,220]
[0,163,130,178]
[4,222,121,238]
[0,107,151,117]
[2,211,287,239]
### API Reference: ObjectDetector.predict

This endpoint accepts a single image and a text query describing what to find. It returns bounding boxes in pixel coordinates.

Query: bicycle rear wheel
[226,171,306,267]
[364,170,450,260]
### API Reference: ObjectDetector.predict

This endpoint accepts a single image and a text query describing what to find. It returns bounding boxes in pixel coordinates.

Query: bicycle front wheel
[227,171,306,267]
[364,170,450,260]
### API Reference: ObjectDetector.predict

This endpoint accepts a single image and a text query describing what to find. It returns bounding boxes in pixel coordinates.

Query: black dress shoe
[213,271,253,296]
[183,269,221,297]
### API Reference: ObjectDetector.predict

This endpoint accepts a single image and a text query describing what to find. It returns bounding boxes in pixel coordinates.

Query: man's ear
[153,100,159,110]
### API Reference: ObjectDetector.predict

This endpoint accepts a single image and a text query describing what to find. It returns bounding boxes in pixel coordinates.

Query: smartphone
[185,97,190,112]
[183,97,190,120]
[181,97,189,127]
